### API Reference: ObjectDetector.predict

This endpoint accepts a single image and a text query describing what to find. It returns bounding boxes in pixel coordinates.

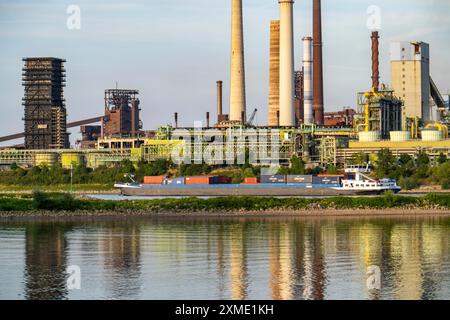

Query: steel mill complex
[0,0,449,170]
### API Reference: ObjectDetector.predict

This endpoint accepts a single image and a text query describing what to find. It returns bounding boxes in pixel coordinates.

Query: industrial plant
[0,0,449,170]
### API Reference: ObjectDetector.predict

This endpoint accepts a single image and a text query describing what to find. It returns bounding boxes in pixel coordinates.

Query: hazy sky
[1,0,449,145]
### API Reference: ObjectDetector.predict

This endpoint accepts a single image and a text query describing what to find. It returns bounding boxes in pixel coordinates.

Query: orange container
[242,177,259,184]
[185,176,214,185]
[143,176,166,185]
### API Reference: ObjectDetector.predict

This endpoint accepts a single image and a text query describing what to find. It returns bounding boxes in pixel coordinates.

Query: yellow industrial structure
[1,119,450,169]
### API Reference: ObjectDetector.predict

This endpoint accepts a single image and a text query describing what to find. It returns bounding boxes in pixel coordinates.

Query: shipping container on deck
[286,175,313,184]
[143,176,167,185]
[185,176,219,185]
[317,174,344,178]
[260,175,286,184]
[312,176,341,185]
[242,177,260,184]
[217,176,232,184]
[163,177,186,185]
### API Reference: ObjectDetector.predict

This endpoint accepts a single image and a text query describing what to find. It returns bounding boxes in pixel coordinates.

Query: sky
[0,0,449,145]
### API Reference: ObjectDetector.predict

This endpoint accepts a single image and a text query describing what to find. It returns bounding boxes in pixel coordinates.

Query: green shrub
[33,191,82,211]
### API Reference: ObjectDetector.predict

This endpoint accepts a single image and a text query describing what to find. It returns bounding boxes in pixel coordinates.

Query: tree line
[0,150,449,190]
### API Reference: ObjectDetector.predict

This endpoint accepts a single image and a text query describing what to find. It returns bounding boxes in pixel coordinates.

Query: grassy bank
[0,184,115,193]
[0,192,449,213]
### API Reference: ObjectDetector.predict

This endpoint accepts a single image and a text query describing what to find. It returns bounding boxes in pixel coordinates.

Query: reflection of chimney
[371,31,380,91]
[268,20,280,127]
[174,112,178,128]
[217,80,223,119]
[313,0,324,125]
[229,0,246,122]
[303,37,313,124]
[230,226,248,300]
[279,0,295,127]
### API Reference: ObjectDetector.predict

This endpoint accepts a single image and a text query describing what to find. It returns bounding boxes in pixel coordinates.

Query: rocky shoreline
[1,207,449,222]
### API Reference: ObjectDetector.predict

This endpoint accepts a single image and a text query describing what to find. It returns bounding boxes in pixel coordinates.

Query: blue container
[260,175,286,184]
[287,175,313,184]
[210,176,220,184]
[312,176,341,185]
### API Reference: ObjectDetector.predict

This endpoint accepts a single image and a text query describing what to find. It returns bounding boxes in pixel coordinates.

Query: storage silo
[358,131,381,142]
[390,131,411,142]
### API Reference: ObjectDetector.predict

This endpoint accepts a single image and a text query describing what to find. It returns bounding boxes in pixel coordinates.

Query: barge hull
[118,185,391,197]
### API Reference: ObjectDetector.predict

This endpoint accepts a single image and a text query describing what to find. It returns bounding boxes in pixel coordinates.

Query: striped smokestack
[313,0,324,125]
[371,31,380,91]
[268,20,280,127]
[302,37,313,124]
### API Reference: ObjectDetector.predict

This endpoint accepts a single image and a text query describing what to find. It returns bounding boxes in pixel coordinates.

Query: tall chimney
[206,112,210,128]
[217,80,223,118]
[313,0,324,125]
[279,0,295,127]
[302,37,314,124]
[229,0,246,123]
[268,20,280,127]
[371,31,380,91]
[295,70,304,124]
[174,112,178,128]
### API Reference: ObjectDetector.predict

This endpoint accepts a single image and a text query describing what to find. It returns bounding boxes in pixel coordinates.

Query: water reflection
[100,224,142,299]
[229,223,248,300]
[24,224,73,300]
[0,216,449,300]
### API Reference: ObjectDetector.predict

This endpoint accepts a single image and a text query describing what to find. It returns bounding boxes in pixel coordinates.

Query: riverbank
[1,208,450,221]
[0,192,449,220]
[0,184,117,194]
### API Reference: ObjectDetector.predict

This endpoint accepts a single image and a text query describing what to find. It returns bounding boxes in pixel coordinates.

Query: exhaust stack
[278,0,295,127]
[302,37,313,124]
[229,0,246,122]
[217,80,223,119]
[268,20,280,127]
[313,0,324,125]
[371,31,380,91]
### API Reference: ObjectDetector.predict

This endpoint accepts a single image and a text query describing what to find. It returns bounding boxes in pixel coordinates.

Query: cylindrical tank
[359,131,380,142]
[34,153,58,167]
[422,130,443,142]
[390,131,411,142]
[61,153,84,169]
[425,123,448,139]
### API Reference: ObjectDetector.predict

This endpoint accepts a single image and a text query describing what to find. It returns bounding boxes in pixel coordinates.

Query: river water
[0,216,449,300]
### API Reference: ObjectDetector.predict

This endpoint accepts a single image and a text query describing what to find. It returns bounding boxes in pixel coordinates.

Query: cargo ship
[114,166,401,197]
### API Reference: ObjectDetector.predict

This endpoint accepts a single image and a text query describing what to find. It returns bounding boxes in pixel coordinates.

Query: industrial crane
[246,108,258,126]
